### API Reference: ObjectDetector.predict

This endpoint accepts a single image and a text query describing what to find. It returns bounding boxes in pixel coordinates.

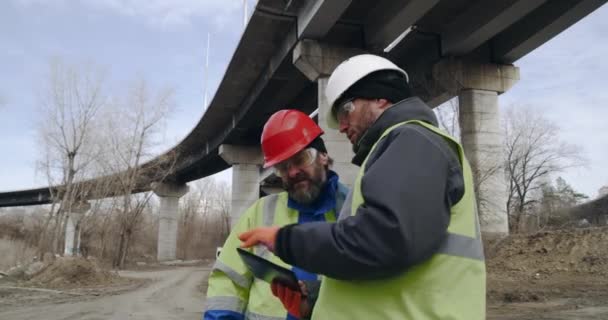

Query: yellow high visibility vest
[312,120,486,320]
[205,190,342,319]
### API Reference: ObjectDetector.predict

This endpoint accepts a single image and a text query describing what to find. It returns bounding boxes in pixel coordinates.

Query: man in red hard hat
[203,109,349,320]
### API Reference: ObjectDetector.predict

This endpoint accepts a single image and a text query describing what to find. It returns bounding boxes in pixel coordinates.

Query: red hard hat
[261,109,323,168]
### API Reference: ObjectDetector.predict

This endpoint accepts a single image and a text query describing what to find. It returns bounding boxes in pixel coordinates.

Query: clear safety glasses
[274,148,318,177]
[335,99,356,124]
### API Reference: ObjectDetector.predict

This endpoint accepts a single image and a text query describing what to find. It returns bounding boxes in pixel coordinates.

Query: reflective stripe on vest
[204,296,246,313]
[255,194,280,259]
[263,194,279,226]
[245,310,286,320]
[206,193,297,320]
[439,232,484,261]
[212,259,252,289]
[439,192,484,261]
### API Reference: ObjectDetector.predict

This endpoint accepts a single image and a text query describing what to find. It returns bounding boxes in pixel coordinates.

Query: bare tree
[214,180,231,238]
[433,101,588,232]
[77,197,121,261]
[533,177,589,230]
[503,108,587,232]
[35,59,107,256]
[434,97,460,139]
[178,178,212,260]
[96,79,175,268]
[174,177,232,260]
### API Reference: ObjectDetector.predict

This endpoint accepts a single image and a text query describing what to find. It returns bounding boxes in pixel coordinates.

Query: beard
[283,164,327,205]
[349,101,378,146]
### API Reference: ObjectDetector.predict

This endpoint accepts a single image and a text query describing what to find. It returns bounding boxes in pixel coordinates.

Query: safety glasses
[274,148,318,177]
[335,99,356,124]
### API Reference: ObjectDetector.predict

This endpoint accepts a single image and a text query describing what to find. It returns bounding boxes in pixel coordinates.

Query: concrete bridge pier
[293,39,363,188]
[434,59,520,236]
[153,182,189,261]
[219,144,263,227]
[64,202,91,256]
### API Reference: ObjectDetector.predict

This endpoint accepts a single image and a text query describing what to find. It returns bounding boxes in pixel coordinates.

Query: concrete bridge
[1,0,605,260]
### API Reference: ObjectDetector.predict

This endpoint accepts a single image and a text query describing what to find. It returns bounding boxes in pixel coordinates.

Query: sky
[0,0,251,191]
[0,1,607,198]
[499,4,608,199]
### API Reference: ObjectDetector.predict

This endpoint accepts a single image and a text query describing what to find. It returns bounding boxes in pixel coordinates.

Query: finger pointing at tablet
[239,226,280,251]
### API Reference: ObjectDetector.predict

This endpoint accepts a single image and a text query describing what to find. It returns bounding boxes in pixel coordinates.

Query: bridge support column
[293,40,363,188]
[153,182,189,261]
[64,202,90,256]
[219,145,263,227]
[433,59,519,236]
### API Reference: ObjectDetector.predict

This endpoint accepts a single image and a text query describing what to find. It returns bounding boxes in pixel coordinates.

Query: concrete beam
[492,0,606,63]
[293,40,361,187]
[210,0,356,157]
[219,145,264,165]
[152,182,189,261]
[432,59,520,95]
[441,0,547,55]
[219,144,264,227]
[433,58,519,236]
[293,39,364,81]
[317,77,359,187]
[365,0,439,51]
[297,0,351,39]
[459,90,509,235]
[426,92,454,109]
[152,183,189,199]
[260,167,274,182]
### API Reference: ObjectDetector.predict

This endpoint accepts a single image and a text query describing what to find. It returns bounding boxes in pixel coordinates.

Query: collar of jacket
[288,170,339,216]
[352,97,439,166]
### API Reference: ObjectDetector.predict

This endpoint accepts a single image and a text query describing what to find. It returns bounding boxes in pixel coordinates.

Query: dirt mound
[487,227,608,279]
[26,257,120,289]
[486,227,608,306]
[499,290,545,303]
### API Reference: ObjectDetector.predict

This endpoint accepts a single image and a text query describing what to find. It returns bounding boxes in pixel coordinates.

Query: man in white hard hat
[239,54,485,320]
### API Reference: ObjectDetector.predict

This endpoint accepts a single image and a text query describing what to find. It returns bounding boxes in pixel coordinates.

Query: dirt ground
[0,265,210,320]
[1,228,608,319]
[486,227,608,319]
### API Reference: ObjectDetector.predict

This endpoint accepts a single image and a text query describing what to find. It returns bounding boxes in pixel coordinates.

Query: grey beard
[288,181,323,205]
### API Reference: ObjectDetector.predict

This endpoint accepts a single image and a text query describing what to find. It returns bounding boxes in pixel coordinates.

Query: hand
[271,280,312,318]
[239,226,280,251]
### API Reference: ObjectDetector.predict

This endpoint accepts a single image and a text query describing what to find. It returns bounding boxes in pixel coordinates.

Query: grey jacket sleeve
[274,125,464,280]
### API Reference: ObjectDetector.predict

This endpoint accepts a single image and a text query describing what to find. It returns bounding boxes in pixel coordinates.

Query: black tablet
[236,247,300,292]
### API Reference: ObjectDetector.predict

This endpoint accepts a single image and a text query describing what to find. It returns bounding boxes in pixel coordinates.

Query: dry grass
[0,238,37,271]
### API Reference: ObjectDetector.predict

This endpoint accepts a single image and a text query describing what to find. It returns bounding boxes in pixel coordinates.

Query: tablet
[236,247,300,292]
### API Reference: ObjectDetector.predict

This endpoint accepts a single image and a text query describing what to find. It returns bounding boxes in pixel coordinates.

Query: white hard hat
[324,54,408,129]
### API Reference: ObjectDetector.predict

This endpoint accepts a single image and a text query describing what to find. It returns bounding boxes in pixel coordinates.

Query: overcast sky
[0,1,607,198]
[499,4,608,198]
